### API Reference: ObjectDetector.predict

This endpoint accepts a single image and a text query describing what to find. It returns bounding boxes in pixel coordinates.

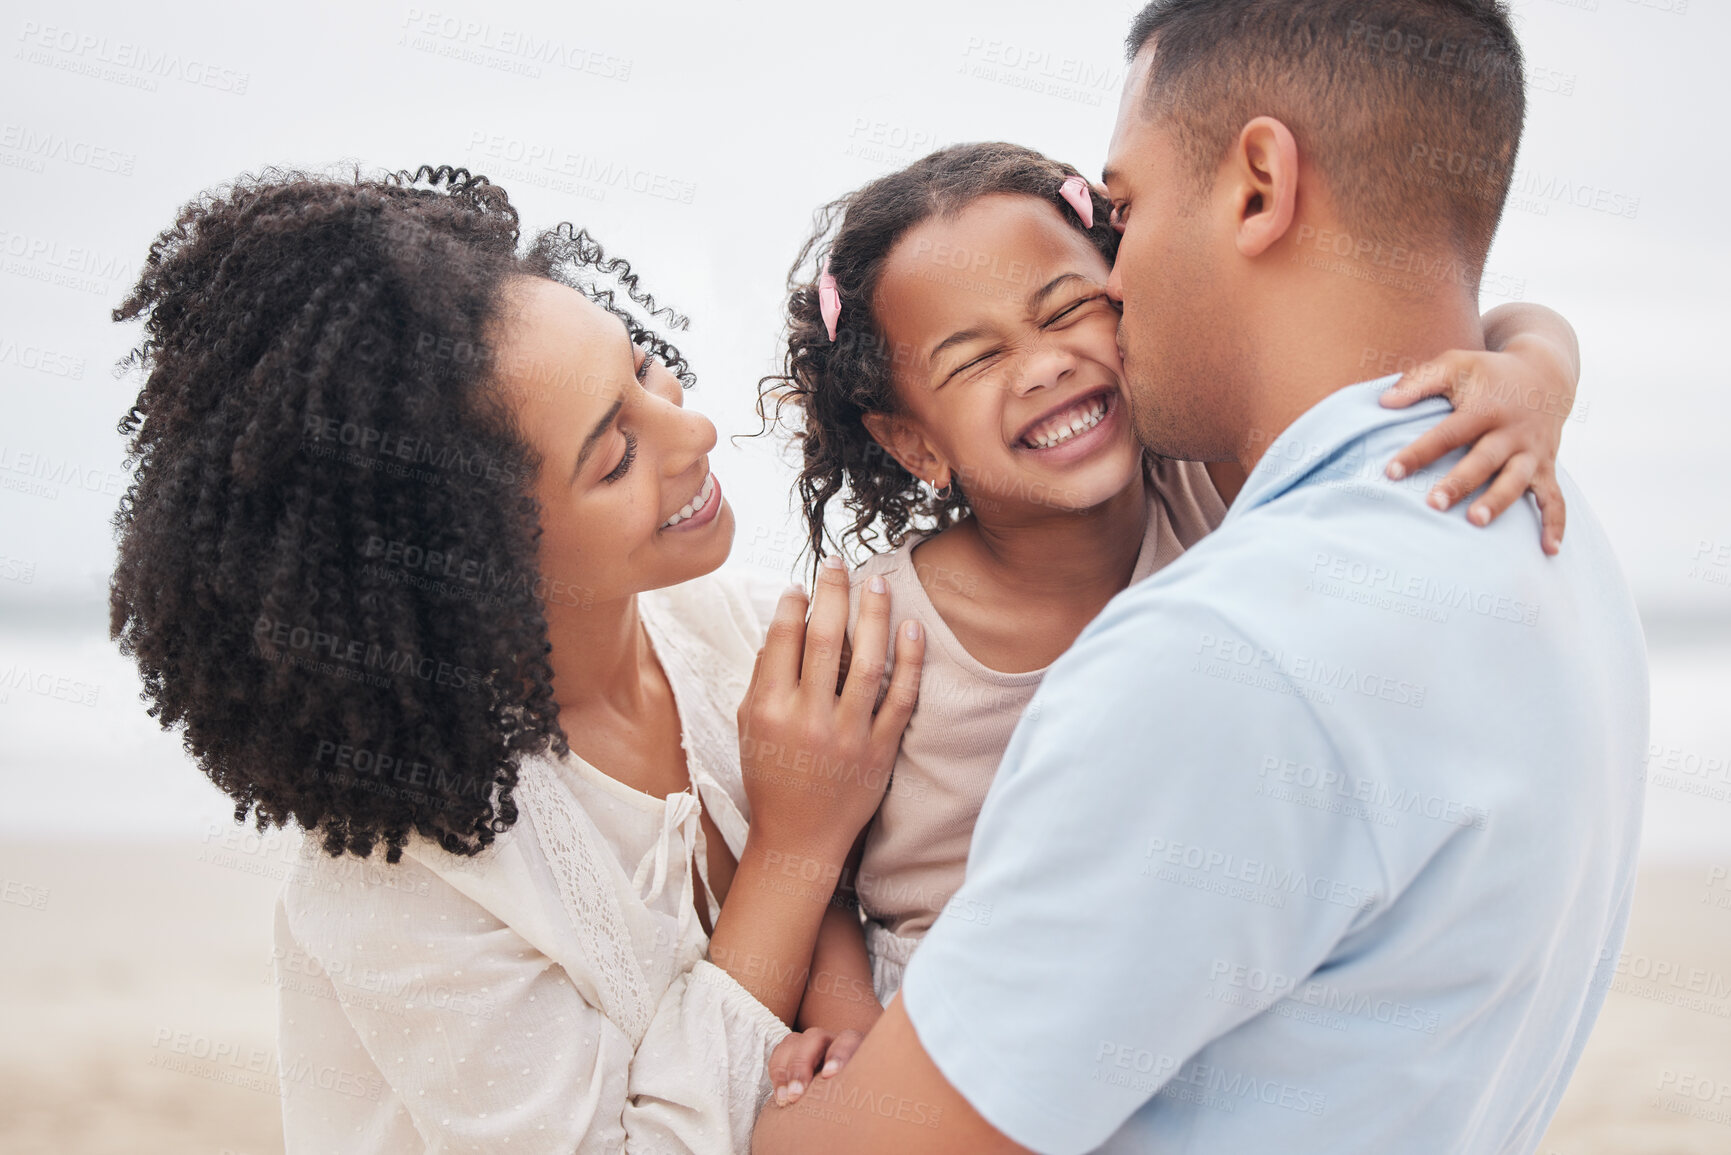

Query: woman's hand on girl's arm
[1380,302,1581,555]
[709,560,923,1024]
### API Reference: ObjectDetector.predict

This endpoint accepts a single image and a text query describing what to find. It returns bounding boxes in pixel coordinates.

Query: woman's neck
[545,593,655,721]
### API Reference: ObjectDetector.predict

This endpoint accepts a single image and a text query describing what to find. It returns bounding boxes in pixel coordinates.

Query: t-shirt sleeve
[898,592,1389,1155]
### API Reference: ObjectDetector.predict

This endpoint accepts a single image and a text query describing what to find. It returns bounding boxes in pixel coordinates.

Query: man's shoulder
[1134,398,1566,614]
[1101,456,1559,690]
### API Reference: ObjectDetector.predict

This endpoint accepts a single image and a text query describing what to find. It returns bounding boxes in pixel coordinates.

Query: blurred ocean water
[2,601,1725,859]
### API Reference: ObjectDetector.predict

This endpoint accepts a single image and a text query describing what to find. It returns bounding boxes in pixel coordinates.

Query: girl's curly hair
[111,164,693,862]
[758,142,1118,578]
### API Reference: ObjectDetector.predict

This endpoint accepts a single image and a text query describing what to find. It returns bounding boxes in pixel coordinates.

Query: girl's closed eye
[944,348,1002,386]
[1042,294,1109,329]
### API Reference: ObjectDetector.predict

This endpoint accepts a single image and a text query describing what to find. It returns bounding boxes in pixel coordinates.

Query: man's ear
[1231,116,1300,258]
[861,411,948,487]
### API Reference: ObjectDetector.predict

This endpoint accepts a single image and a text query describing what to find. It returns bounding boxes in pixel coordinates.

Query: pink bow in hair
[818,268,842,341]
[1059,175,1094,229]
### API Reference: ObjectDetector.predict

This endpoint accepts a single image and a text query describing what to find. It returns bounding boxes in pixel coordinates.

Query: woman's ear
[1232,115,1300,259]
[862,411,947,486]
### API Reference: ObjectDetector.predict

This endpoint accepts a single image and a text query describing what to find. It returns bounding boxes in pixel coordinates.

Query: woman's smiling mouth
[660,471,719,530]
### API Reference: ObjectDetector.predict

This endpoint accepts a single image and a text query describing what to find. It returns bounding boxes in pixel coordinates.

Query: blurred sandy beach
[3,605,1729,1154]
[0,837,1727,1154]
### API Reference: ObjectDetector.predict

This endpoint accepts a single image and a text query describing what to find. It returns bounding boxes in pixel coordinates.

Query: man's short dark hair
[1126,0,1525,269]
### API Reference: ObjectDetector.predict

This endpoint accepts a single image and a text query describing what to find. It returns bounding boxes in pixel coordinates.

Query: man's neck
[1234,279,1484,475]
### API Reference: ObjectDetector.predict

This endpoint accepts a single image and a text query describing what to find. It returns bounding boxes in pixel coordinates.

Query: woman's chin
[658,501,735,581]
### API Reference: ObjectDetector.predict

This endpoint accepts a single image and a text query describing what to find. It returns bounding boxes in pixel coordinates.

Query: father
[752,1,1647,1152]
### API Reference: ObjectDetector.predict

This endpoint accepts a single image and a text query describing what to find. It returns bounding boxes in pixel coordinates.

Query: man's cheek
[1125,238,1172,318]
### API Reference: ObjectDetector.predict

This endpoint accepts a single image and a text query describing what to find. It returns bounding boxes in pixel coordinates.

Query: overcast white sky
[1,0,1726,852]
[0,0,1725,625]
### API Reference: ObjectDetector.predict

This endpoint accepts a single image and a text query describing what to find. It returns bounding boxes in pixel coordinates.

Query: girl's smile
[1011,386,1123,465]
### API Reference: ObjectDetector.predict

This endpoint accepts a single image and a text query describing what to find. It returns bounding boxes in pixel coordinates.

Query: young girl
[757,141,1582,1097]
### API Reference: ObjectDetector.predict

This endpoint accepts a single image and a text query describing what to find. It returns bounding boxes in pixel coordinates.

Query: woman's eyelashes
[597,349,655,484]
[602,430,637,483]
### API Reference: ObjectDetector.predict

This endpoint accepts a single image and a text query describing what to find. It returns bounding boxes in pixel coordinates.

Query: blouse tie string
[632,790,703,943]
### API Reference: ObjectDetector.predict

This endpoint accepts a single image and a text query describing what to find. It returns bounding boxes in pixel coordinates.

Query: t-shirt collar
[1220,374,1445,523]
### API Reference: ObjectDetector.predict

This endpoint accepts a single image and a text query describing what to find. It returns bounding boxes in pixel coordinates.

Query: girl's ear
[862,411,948,486]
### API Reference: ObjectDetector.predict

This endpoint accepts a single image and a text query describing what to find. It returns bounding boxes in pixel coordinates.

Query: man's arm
[754,995,1030,1154]
[753,574,1401,1154]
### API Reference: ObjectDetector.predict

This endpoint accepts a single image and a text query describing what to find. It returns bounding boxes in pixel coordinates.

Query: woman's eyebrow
[567,319,639,483]
[571,394,624,483]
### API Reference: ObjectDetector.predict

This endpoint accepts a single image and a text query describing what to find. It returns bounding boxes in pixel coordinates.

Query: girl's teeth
[1026,398,1108,449]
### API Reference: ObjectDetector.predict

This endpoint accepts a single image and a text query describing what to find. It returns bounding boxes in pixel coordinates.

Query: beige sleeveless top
[845,457,1227,1000]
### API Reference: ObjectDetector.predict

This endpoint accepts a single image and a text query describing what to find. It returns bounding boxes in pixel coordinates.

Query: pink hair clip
[818,266,842,342]
[1059,175,1094,229]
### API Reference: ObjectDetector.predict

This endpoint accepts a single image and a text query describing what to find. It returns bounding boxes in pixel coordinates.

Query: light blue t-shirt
[900,377,1648,1155]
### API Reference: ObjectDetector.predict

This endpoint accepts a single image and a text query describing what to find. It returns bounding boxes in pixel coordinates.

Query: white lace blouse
[272,569,789,1154]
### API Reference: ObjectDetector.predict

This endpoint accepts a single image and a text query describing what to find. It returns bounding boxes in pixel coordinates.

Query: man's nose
[1105,260,1125,303]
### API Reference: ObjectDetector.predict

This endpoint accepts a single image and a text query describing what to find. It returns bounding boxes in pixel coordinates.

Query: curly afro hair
[758,142,1118,579]
[112,164,694,862]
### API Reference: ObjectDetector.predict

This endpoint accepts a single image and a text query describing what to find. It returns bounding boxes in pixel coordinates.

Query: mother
[109,165,918,1153]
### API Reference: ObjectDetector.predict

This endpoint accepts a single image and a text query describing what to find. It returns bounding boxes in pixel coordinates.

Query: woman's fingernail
[775,1087,787,1107]
[868,575,886,594]
[822,555,844,571]
[784,583,806,599]
[1471,505,1490,526]
[1386,461,1406,480]
[1428,490,1448,510]
[822,1060,841,1077]
[787,1081,804,1100]
[904,621,923,641]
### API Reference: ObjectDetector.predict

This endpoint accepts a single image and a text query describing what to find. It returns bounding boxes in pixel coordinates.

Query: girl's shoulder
[1144,455,1229,544]
[848,533,926,589]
